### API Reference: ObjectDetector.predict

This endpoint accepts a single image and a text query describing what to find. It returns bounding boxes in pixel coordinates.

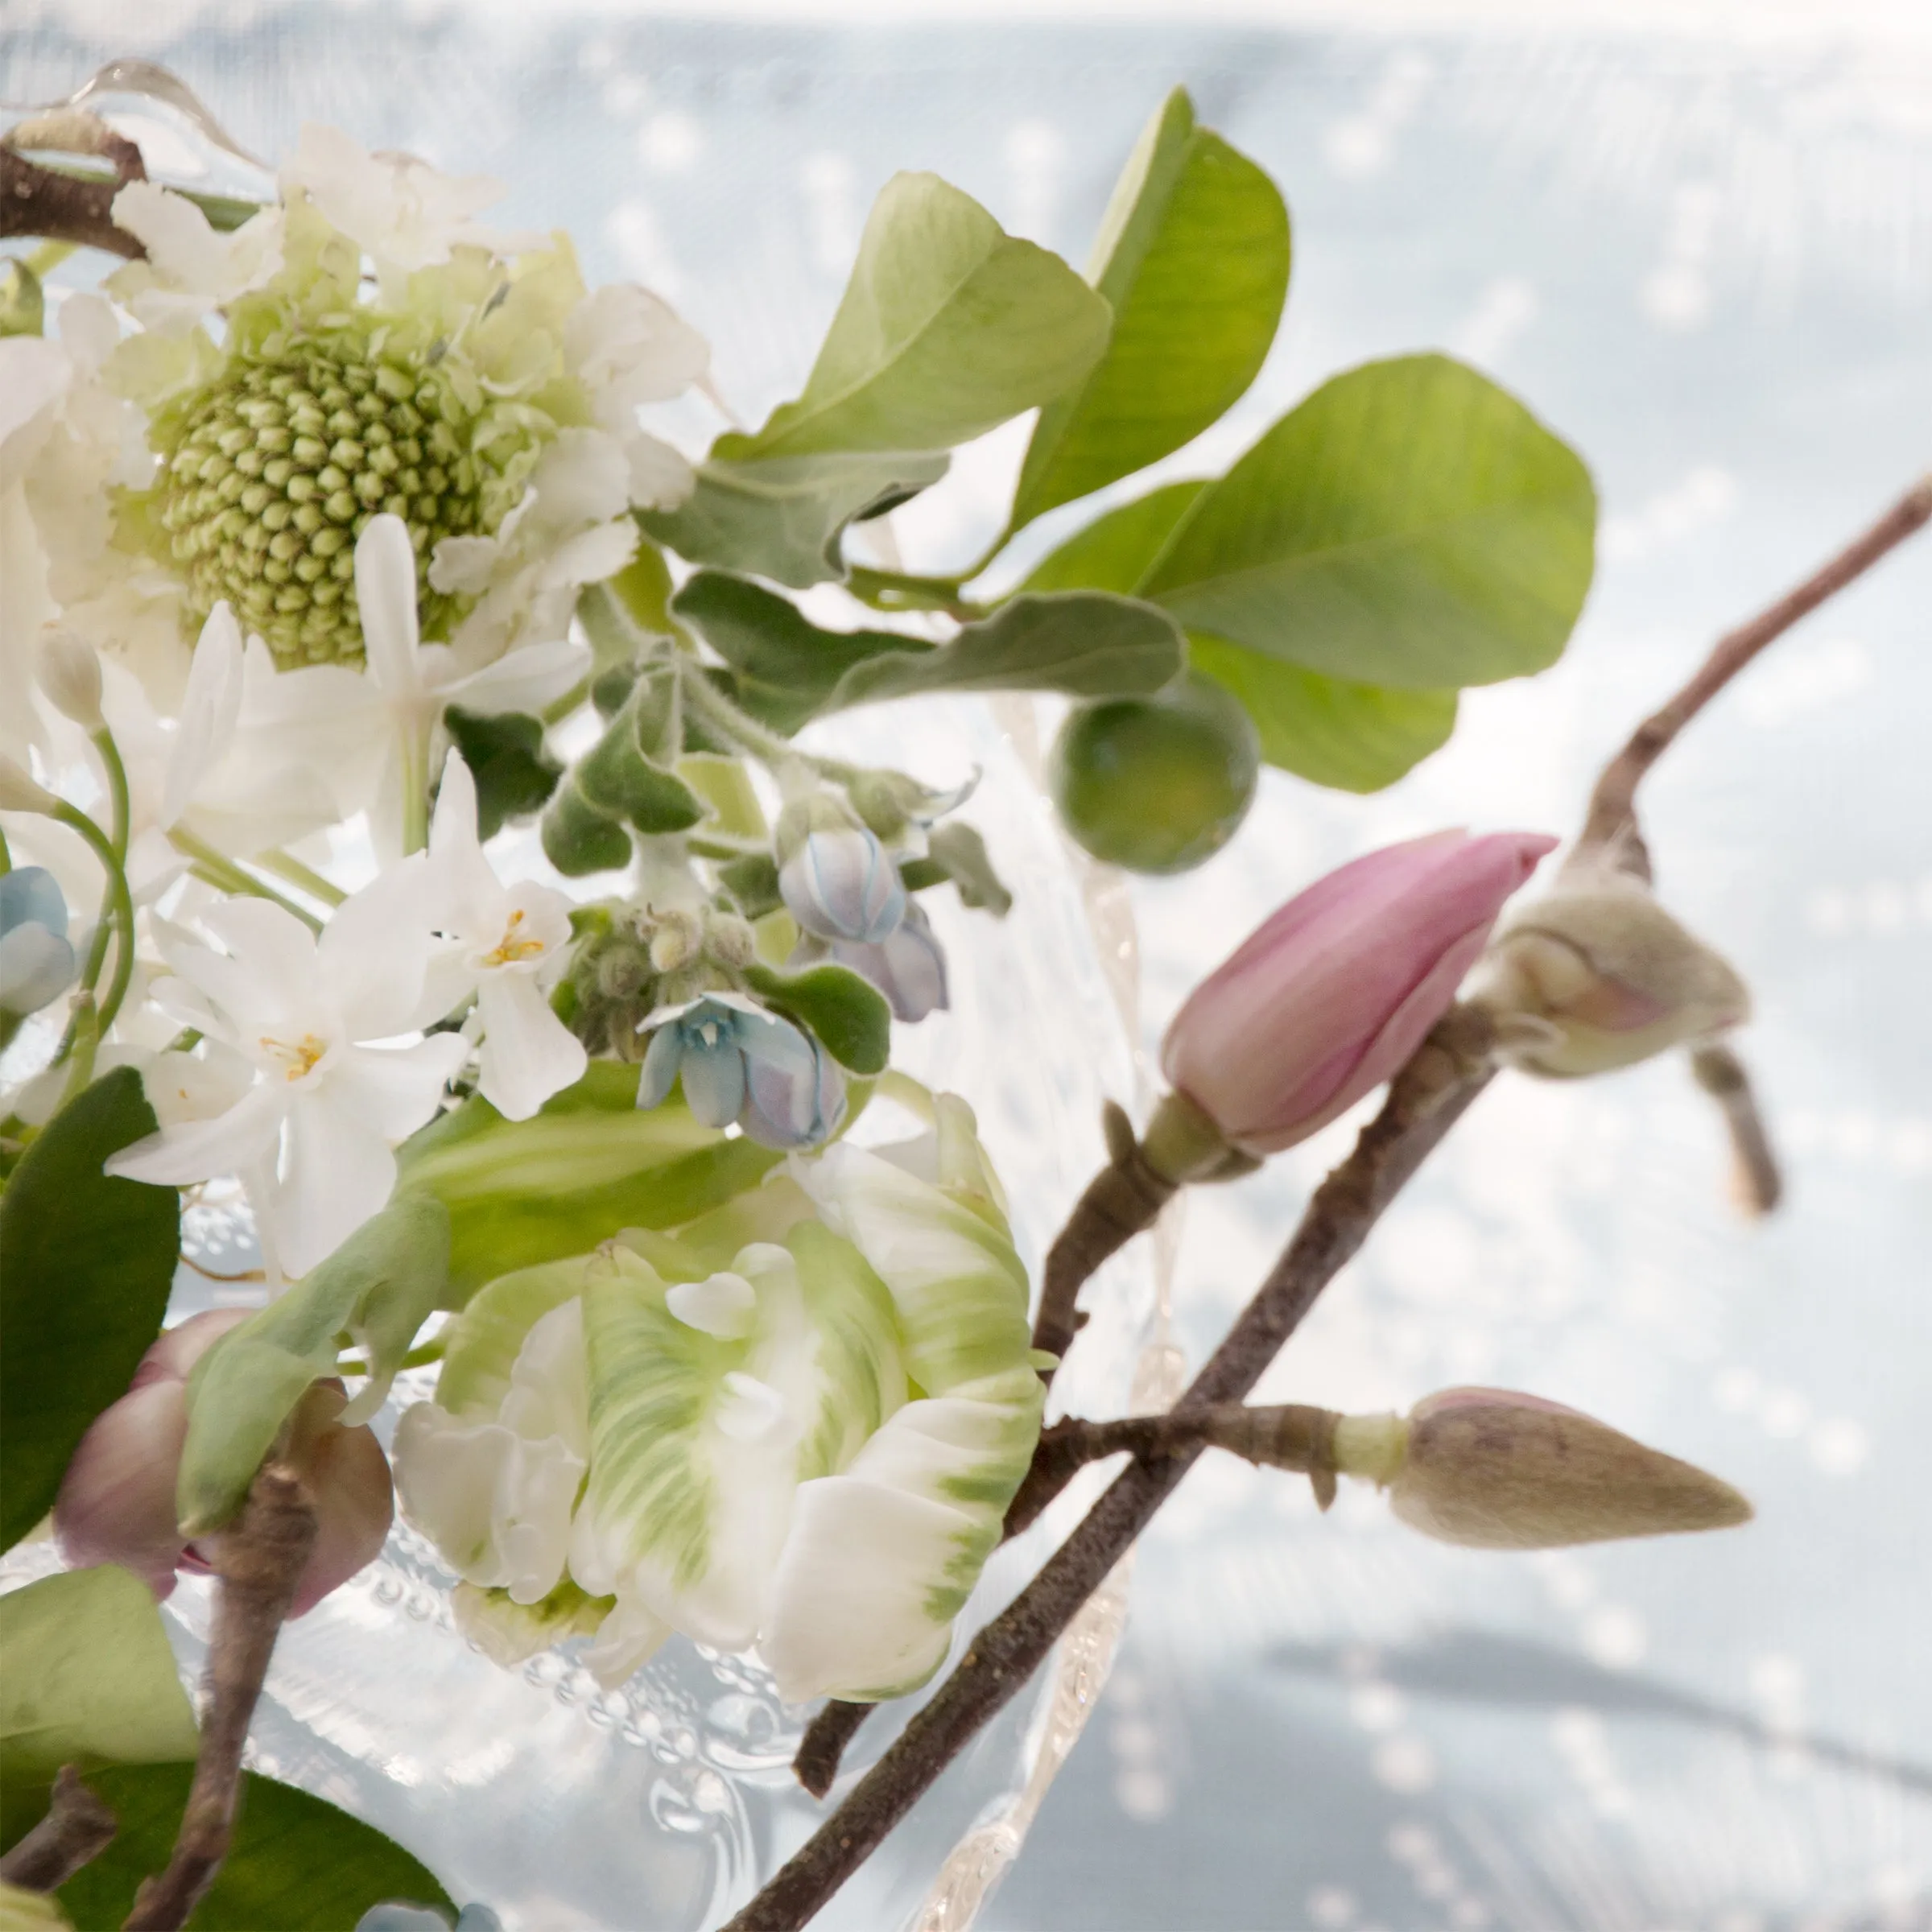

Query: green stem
[23,239,76,278]
[170,832,324,933]
[399,729,430,857]
[0,822,11,872]
[335,1336,447,1377]
[256,850,346,907]
[64,729,134,1026]
[52,803,135,1038]
[681,671,862,786]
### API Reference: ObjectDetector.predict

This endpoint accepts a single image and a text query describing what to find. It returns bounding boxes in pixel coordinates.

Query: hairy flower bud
[1159,830,1556,1158]
[1466,859,1750,1077]
[776,795,906,944]
[35,633,104,729]
[54,1309,394,1614]
[1357,1387,1752,1550]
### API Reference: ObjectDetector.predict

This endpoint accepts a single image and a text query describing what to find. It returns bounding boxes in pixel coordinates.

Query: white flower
[429,431,648,667]
[281,125,522,281]
[563,284,708,507]
[105,883,468,1278]
[107,184,286,329]
[242,516,588,852]
[420,750,586,1121]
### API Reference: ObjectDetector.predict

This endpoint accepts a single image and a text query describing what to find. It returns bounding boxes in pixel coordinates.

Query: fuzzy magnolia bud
[35,633,105,729]
[1348,1387,1752,1550]
[54,1310,394,1615]
[1467,859,1748,1077]
[1158,830,1555,1162]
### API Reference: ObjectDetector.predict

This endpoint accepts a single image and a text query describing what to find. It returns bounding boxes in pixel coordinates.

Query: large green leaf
[671,573,913,733]
[0,1568,197,1795]
[1137,353,1597,690]
[38,1767,454,1930]
[642,449,949,589]
[176,1195,450,1535]
[823,592,1183,712]
[716,172,1111,463]
[1019,479,1205,597]
[1188,632,1458,791]
[0,1069,180,1552]
[1013,89,1289,529]
[398,1067,782,1305]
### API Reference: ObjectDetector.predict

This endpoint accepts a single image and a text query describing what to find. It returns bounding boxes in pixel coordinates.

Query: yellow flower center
[483,907,547,968]
[261,1032,328,1082]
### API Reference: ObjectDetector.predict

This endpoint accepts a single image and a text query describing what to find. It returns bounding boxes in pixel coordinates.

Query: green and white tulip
[394,1096,1044,1702]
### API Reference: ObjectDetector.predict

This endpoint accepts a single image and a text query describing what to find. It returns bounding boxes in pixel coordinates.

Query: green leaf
[1013,89,1289,529]
[176,1195,449,1534]
[1189,632,1458,791]
[440,707,563,839]
[742,963,892,1075]
[0,1569,197,1791]
[398,1068,784,1305]
[575,690,706,836]
[823,592,1184,712]
[672,572,913,733]
[2,259,44,338]
[921,824,1012,916]
[1137,353,1597,690]
[35,1767,454,1931]
[643,450,949,589]
[717,852,783,920]
[1019,479,1206,597]
[0,1069,180,1553]
[540,779,634,877]
[716,171,1112,463]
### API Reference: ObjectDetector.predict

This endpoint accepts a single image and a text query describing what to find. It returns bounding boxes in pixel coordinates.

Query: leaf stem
[169,832,324,932]
[680,668,863,785]
[844,565,982,622]
[255,848,347,907]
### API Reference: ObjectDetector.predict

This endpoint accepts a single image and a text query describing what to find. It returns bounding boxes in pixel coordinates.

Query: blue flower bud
[0,866,77,1018]
[637,992,845,1149]
[832,902,948,1023]
[776,797,906,944]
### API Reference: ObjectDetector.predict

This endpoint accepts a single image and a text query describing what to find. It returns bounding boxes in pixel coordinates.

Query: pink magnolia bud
[55,1309,393,1616]
[1385,1386,1752,1550]
[1159,830,1557,1157]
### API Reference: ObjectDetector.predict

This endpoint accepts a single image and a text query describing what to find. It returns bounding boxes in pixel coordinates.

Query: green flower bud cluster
[153,341,493,668]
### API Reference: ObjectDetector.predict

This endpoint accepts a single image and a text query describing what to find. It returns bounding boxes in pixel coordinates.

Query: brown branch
[0,148,144,258]
[1579,475,1932,863]
[1690,1044,1782,1216]
[1029,1101,1178,1373]
[121,1462,317,1932]
[0,1766,116,1893]
[725,1017,1493,1932]
[793,1700,873,1800]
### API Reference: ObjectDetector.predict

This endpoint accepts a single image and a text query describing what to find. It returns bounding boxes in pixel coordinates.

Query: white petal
[664,1271,757,1340]
[352,514,423,696]
[105,1080,288,1187]
[475,972,587,1122]
[163,604,244,828]
[425,535,502,598]
[439,638,591,717]
[497,1299,591,1463]
[196,897,323,1021]
[333,1034,470,1142]
[317,859,436,1038]
[275,1084,401,1277]
[583,1593,671,1689]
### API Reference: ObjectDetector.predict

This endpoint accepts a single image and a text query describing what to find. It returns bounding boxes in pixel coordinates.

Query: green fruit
[1050,672,1260,874]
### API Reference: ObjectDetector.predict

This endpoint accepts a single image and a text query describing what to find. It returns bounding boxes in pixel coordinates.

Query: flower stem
[53,803,136,1038]
[399,729,431,857]
[65,729,134,1022]
[1690,1043,1782,1216]
[680,668,862,785]
[170,832,324,933]
[256,849,347,907]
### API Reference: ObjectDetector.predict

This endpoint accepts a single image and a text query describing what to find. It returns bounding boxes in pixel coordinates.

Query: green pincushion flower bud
[151,340,505,669]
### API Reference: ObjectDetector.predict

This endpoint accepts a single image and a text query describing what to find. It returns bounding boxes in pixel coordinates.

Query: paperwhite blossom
[105,884,468,1279]
[243,516,588,851]
[420,750,586,1121]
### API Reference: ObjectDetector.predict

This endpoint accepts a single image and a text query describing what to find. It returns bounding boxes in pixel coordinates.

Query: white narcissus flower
[421,749,587,1121]
[241,516,588,852]
[105,881,468,1278]
[393,1095,1044,1701]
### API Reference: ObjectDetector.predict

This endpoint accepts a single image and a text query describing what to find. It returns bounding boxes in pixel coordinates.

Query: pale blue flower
[0,866,77,1018]
[776,799,906,944]
[353,1902,503,1932]
[832,901,948,1022]
[637,992,844,1149]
